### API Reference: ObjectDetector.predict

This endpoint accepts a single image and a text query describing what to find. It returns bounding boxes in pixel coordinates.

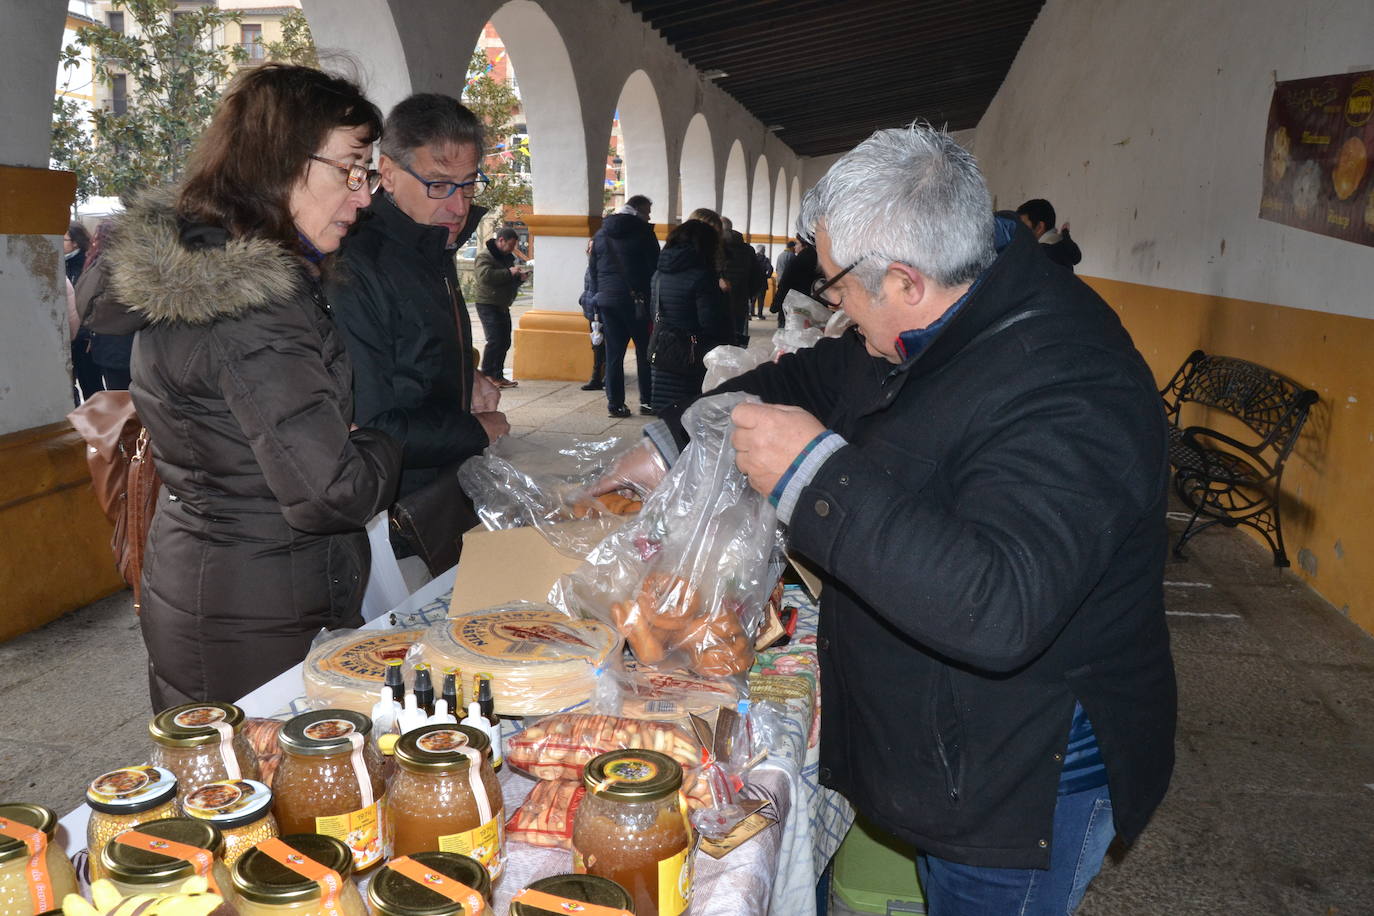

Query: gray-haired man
[609,124,1176,914]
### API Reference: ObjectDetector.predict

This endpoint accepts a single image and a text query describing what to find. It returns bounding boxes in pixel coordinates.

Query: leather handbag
[67,391,162,612]
[389,464,480,578]
[647,274,699,373]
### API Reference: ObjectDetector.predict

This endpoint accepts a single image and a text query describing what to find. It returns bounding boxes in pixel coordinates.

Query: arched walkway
[721,139,748,226]
[772,165,790,252]
[749,153,771,240]
[300,0,411,113]
[789,175,802,239]
[679,113,715,217]
[613,70,669,215]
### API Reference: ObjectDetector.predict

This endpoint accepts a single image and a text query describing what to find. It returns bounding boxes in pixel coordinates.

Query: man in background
[472,225,528,388]
[1017,198,1082,271]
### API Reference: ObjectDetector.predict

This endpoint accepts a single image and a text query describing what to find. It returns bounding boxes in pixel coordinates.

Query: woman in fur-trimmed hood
[110,65,402,711]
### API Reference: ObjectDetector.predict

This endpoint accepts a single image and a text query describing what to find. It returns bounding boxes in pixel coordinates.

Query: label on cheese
[448,610,615,664]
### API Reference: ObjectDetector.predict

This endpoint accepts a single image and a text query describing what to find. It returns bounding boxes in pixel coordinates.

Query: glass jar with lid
[511,874,637,916]
[571,750,692,916]
[272,709,387,872]
[0,803,80,915]
[149,702,260,797]
[99,817,235,906]
[231,833,367,916]
[367,850,492,916]
[386,724,504,880]
[86,766,180,883]
[181,779,279,866]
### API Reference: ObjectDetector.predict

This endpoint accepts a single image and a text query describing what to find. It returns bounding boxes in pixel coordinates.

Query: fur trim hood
[108,187,305,325]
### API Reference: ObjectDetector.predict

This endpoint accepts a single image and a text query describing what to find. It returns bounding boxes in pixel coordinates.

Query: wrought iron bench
[1160,350,1318,567]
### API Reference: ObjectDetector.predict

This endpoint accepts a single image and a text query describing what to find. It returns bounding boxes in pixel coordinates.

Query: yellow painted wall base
[513,309,597,381]
[0,422,125,643]
[1085,275,1374,635]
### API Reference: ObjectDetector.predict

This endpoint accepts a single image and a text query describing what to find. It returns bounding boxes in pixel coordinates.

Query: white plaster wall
[302,0,412,114]
[975,0,1374,320]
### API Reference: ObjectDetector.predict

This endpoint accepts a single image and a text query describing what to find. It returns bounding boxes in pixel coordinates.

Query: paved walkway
[3,308,1372,913]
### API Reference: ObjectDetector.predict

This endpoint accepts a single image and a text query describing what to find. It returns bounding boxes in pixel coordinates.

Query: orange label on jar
[437,809,504,879]
[657,846,692,916]
[256,837,345,916]
[386,856,486,913]
[510,888,634,916]
[0,817,54,914]
[315,801,383,869]
[114,830,219,894]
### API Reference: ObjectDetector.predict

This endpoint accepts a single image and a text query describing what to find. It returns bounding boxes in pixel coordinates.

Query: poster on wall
[1260,70,1373,247]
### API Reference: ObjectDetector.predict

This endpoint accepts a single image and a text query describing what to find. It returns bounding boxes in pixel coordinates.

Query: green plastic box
[829,816,927,915]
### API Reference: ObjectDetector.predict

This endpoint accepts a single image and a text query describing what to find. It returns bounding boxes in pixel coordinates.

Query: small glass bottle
[367,850,492,916]
[181,779,279,866]
[0,803,80,915]
[511,874,637,916]
[271,709,387,873]
[85,766,180,883]
[149,702,260,798]
[385,724,504,880]
[572,750,692,916]
[100,817,235,906]
[231,833,368,916]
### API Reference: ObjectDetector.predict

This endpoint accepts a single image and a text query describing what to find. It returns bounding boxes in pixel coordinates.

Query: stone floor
[4,307,1373,914]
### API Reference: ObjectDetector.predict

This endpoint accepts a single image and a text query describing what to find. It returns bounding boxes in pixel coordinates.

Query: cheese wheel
[418,606,621,717]
[302,628,424,713]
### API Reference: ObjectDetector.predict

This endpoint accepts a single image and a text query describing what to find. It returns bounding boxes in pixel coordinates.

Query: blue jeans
[917,784,1114,916]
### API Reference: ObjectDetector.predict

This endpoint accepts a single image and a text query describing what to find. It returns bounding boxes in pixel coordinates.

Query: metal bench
[1160,350,1318,567]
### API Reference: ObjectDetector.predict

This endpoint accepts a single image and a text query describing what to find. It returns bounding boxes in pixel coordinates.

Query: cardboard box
[449,522,604,613]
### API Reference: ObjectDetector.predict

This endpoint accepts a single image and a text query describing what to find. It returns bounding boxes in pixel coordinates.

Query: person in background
[472,225,528,388]
[64,222,103,403]
[1017,198,1082,271]
[74,220,137,390]
[773,238,796,280]
[112,64,402,709]
[720,216,762,346]
[648,218,732,412]
[752,243,773,319]
[588,193,659,417]
[578,237,606,391]
[770,233,819,326]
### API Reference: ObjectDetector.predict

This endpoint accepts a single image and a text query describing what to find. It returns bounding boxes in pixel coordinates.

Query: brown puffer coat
[111,190,402,711]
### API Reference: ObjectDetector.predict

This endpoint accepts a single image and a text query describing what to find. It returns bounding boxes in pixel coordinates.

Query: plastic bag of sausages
[550,391,786,679]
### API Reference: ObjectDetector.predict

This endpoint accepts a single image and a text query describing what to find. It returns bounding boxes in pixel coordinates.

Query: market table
[58,579,851,916]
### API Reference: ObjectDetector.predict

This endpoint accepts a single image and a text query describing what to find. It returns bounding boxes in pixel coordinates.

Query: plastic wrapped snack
[412,603,621,717]
[505,712,700,781]
[505,778,586,849]
[458,434,644,558]
[592,658,744,721]
[302,627,425,714]
[552,392,784,678]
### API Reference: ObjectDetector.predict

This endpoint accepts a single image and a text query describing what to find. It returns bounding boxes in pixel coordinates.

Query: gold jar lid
[278,709,373,756]
[86,765,178,815]
[182,779,273,829]
[394,724,489,774]
[100,817,223,884]
[511,875,636,916]
[149,702,245,749]
[368,851,491,916]
[231,833,354,904]
[0,803,57,866]
[583,749,682,802]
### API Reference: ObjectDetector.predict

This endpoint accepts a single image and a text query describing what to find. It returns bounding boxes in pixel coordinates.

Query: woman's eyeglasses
[400,163,491,200]
[309,154,382,193]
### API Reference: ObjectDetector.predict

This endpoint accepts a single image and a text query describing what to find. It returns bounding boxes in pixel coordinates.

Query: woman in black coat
[649,219,732,412]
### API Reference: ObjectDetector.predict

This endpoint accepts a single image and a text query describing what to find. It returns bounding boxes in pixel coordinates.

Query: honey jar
[231,833,367,916]
[511,874,637,916]
[0,803,79,915]
[100,817,235,906]
[385,724,504,880]
[86,765,180,882]
[272,710,387,872]
[149,702,260,797]
[181,779,279,865]
[367,850,492,916]
[571,750,692,916]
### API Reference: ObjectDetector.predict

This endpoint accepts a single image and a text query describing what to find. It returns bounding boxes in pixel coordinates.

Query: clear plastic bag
[702,344,767,393]
[780,288,832,330]
[550,392,785,678]
[770,326,824,359]
[505,711,703,784]
[457,434,645,558]
[590,657,744,721]
[505,778,586,849]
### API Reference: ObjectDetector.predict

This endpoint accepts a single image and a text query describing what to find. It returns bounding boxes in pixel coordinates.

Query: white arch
[300,0,411,114]
[679,113,715,217]
[749,154,771,239]
[789,175,802,238]
[721,140,748,228]
[488,1,586,213]
[772,165,789,252]
[614,70,669,214]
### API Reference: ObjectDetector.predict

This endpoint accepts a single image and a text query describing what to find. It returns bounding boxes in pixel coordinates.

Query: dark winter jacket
[771,244,818,311]
[721,230,762,322]
[689,223,1176,868]
[589,212,659,312]
[651,244,732,347]
[1040,227,1083,271]
[472,239,523,308]
[73,255,139,370]
[114,189,402,708]
[327,192,488,498]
